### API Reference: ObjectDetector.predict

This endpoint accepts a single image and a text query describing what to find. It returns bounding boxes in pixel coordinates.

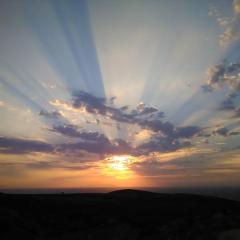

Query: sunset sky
[1,0,240,189]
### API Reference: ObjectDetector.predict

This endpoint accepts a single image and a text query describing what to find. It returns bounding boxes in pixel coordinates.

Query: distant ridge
[108,189,239,202]
[108,189,159,197]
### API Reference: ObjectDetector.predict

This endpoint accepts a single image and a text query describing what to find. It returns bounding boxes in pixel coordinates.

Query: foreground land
[1,189,240,240]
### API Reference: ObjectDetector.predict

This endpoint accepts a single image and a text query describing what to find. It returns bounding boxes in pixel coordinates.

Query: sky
[0,0,240,189]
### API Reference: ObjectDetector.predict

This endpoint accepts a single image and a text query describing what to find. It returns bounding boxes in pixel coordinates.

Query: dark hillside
[1,190,240,240]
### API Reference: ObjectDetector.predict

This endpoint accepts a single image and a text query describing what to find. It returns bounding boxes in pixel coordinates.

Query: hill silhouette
[109,189,158,197]
[0,189,240,240]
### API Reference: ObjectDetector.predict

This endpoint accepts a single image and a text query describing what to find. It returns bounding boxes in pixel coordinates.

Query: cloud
[71,91,165,126]
[135,138,184,155]
[25,160,94,171]
[219,97,235,111]
[136,102,159,116]
[72,91,108,114]
[39,110,62,119]
[49,122,133,156]
[202,61,240,119]
[130,159,173,176]
[138,119,174,134]
[219,0,240,46]
[202,61,240,98]
[212,126,229,137]
[51,124,110,142]
[129,148,221,177]
[175,126,202,138]
[71,91,202,145]
[232,107,240,117]
[56,138,131,156]
[0,137,53,154]
[0,133,132,158]
[210,125,240,137]
[139,120,201,139]
[14,91,202,158]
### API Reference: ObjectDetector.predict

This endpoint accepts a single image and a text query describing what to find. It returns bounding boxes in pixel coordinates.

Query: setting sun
[109,155,132,171]
[101,155,137,180]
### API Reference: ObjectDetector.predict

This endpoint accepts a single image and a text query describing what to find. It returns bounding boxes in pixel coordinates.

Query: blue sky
[0,0,240,188]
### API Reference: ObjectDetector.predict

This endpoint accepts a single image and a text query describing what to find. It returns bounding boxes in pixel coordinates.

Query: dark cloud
[72,91,166,127]
[212,127,229,137]
[49,122,133,156]
[26,161,94,171]
[71,91,202,146]
[0,137,53,154]
[175,126,201,138]
[51,124,109,142]
[72,91,136,124]
[139,121,201,139]
[136,102,159,116]
[72,91,108,114]
[56,138,131,156]
[219,98,235,111]
[39,110,62,119]
[209,125,240,137]
[135,135,191,155]
[136,138,180,155]
[1,91,204,157]
[0,133,132,157]
[139,120,174,135]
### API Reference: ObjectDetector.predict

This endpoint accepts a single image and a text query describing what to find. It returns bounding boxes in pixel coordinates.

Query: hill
[0,190,240,239]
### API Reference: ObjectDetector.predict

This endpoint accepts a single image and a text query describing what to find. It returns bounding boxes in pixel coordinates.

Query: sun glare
[110,155,131,171]
[102,155,136,179]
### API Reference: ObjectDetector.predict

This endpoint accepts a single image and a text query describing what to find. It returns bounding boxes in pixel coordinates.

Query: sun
[110,155,131,171]
[102,155,137,179]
